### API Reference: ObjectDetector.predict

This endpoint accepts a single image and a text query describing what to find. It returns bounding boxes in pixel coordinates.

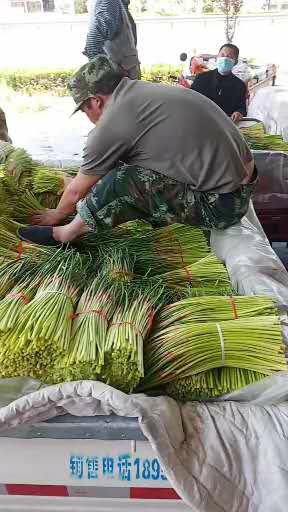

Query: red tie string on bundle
[165,225,194,283]
[103,286,163,393]
[147,310,156,335]
[69,308,109,321]
[152,226,185,267]
[109,321,144,341]
[149,224,211,278]
[229,296,239,320]
[181,256,194,284]
[17,240,23,260]
[7,291,30,305]
[164,351,176,362]
[158,369,178,381]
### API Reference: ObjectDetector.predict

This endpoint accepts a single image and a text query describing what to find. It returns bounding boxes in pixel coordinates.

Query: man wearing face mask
[191,44,247,123]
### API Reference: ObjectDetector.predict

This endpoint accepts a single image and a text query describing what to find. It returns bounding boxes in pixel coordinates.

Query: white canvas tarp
[248,86,288,139]
[0,376,288,512]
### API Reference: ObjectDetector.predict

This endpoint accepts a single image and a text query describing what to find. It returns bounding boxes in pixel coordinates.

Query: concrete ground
[5,95,90,167]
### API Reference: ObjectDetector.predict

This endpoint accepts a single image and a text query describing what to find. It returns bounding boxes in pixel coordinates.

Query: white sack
[248,86,288,137]
[211,202,288,308]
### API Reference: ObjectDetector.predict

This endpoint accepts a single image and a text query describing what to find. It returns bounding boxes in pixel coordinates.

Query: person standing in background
[83,0,140,79]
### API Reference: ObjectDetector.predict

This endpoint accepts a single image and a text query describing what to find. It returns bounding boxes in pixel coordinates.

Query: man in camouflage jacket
[18,55,257,247]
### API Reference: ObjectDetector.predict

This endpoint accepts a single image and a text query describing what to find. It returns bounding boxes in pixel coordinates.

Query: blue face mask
[217,57,235,75]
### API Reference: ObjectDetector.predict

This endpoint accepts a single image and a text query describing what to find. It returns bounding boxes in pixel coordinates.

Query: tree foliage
[217,0,243,42]
[203,0,218,12]
[74,0,88,14]
[130,0,199,16]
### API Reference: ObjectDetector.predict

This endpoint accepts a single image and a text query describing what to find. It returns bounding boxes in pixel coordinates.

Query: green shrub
[0,69,75,96]
[141,64,180,84]
[0,65,181,96]
[74,0,88,14]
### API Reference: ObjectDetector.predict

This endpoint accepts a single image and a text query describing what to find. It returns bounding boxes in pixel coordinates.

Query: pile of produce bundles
[142,296,285,399]
[0,241,164,392]
[0,140,74,218]
[240,123,288,152]
[0,141,286,400]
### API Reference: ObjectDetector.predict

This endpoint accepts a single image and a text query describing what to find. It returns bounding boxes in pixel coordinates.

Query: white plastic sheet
[233,61,253,83]
[221,371,288,404]
[248,86,288,137]
[0,377,40,408]
[211,201,288,308]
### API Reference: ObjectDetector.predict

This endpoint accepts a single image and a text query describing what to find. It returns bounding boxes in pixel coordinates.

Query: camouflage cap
[68,55,124,115]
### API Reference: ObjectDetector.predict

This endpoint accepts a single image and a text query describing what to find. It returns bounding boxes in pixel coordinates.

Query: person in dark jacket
[191,44,247,123]
[83,0,140,79]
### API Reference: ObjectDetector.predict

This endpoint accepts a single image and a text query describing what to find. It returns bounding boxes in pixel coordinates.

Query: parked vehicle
[0,415,189,511]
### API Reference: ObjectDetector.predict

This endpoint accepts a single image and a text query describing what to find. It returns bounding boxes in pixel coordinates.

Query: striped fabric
[83,0,122,59]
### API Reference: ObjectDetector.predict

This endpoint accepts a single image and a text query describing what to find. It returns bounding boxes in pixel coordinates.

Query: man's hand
[31,172,101,226]
[31,209,65,226]
[231,111,243,123]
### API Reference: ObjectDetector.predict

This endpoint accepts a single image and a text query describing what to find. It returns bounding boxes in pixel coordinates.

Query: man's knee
[93,165,140,198]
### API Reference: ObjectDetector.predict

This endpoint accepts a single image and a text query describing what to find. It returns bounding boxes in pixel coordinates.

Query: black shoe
[18,226,62,247]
